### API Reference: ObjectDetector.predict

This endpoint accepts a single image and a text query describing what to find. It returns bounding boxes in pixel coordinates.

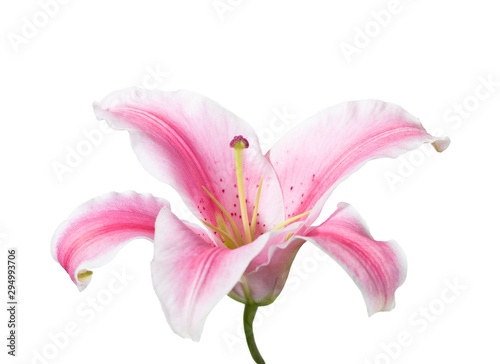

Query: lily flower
[52,88,449,363]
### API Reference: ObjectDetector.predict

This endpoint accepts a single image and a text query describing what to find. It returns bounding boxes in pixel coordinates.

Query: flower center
[201,135,310,249]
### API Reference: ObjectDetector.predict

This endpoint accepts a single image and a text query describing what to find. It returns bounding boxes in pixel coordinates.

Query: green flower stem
[244,304,266,364]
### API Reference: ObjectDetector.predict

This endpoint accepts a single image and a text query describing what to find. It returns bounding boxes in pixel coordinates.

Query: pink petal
[151,207,269,341]
[51,191,169,291]
[302,203,406,315]
[94,88,284,238]
[267,100,450,229]
[230,229,306,305]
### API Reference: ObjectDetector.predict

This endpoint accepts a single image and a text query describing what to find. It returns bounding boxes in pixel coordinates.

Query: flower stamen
[201,220,238,249]
[216,213,233,246]
[271,210,312,231]
[202,186,244,246]
[250,174,264,240]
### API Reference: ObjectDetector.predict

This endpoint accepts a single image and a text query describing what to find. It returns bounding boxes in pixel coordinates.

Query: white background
[1,0,499,363]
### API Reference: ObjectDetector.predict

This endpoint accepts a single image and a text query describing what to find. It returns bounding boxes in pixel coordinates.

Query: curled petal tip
[77,269,93,282]
[92,101,107,121]
[367,300,396,317]
[52,191,168,291]
[76,269,93,292]
[92,101,102,110]
[432,137,451,153]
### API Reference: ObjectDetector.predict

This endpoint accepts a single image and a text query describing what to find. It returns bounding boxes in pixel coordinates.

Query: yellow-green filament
[202,186,244,245]
[216,213,232,246]
[216,213,229,234]
[201,220,238,249]
[250,175,264,241]
[271,210,312,231]
[234,147,252,244]
[77,270,93,281]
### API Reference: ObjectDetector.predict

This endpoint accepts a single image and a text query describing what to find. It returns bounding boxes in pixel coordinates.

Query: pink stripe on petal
[51,191,169,291]
[94,88,284,238]
[151,208,268,341]
[302,203,407,315]
[267,100,449,229]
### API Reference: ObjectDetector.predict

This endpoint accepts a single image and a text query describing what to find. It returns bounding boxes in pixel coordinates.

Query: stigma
[230,135,249,149]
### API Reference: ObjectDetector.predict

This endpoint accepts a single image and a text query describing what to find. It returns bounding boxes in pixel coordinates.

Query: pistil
[230,136,252,244]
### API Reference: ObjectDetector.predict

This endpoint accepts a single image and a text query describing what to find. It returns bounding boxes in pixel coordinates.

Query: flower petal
[302,203,407,315]
[51,191,169,291]
[94,88,284,237]
[267,100,450,228]
[232,234,306,305]
[151,207,269,341]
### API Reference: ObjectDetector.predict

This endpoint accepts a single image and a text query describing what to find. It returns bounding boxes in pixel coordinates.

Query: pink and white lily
[52,88,449,363]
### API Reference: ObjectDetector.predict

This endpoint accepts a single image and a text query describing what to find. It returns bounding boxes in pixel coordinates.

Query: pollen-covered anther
[230,135,249,149]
